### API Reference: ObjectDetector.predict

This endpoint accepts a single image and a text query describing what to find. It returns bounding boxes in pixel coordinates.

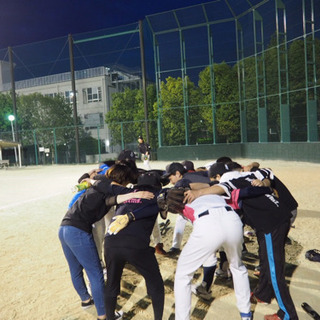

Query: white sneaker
[215,268,232,279]
[114,310,123,319]
[191,281,212,300]
[103,267,107,281]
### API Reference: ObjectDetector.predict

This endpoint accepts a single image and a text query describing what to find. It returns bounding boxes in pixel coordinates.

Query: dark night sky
[0,0,215,49]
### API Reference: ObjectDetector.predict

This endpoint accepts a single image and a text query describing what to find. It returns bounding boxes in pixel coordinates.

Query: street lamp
[8,114,18,164]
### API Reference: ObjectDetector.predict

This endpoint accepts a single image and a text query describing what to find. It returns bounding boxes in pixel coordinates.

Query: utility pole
[68,34,80,163]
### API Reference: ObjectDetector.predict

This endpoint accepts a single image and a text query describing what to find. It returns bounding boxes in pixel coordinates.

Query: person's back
[104,172,164,320]
[61,178,112,233]
[219,170,292,233]
[105,184,159,248]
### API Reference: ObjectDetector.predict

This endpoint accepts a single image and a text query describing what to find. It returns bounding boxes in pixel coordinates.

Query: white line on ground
[0,192,64,210]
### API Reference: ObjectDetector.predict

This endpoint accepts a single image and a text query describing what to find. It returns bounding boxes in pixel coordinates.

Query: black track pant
[254,221,298,320]
[104,245,164,320]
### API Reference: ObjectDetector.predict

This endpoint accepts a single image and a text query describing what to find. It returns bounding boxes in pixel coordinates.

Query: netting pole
[174,11,189,146]
[53,128,58,164]
[120,122,124,150]
[303,0,318,141]
[203,4,217,144]
[139,20,150,144]
[8,47,19,145]
[97,126,101,163]
[276,0,290,142]
[68,34,80,163]
[33,130,38,165]
[155,41,163,147]
[236,20,247,143]
[253,10,268,142]
[146,15,162,147]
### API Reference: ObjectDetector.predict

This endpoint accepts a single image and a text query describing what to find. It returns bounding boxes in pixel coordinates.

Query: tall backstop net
[146,0,319,148]
[0,0,319,165]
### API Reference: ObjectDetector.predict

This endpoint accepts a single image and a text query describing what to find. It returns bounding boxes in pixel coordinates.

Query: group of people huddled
[58,146,298,320]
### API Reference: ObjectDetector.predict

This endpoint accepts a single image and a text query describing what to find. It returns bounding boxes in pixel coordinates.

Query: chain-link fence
[0,0,319,165]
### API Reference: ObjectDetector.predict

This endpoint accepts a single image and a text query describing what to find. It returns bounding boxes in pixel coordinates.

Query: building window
[64,90,74,104]
[45,93,58,98]
[83,87,102,104]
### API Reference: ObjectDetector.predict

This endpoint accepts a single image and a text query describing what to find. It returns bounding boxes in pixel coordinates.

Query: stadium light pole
[8,114,18,164]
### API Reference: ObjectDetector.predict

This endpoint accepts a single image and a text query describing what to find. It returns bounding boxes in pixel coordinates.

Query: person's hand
[251,179,270,187]
[251,179,264,186]
[80,178,93,185]
[183,189,200,203]
[242,162,260,172]
[89,168,102,178]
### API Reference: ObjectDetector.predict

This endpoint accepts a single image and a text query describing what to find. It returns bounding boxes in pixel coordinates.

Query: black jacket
[105,184,159,249]
[60,179,112,233]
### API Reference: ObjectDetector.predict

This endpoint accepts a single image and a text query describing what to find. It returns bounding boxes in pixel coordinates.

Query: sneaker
[240,311,252,320]
[97,310,123,320]
[215,268,232,279]
[250,292,270,305]
[253,265,260,277]
[191,281,212,300]
[81,297,94,309]
[264,314,281,320]
[155,243,167,255]
[168,247,181,256]
[103,267,107,281]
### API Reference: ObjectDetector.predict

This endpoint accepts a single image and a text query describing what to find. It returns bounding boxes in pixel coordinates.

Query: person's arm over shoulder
[238,186,273,199]
[183,183,226,203]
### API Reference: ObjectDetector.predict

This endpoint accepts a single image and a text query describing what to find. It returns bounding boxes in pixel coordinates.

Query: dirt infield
[0,159,319,320]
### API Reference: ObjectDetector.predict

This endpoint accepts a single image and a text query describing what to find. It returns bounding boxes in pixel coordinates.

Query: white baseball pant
[172,214,188,249]
[174,206,251,320]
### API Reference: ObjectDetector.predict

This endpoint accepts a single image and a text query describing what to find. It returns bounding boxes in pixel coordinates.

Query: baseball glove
[157,190,169,219]
[166,187,189,214]
[108,212,135,235]
[305,249,320,262]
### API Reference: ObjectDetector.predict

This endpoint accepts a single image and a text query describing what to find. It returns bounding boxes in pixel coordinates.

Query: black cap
[226,161,242,171]
[162,162,186,179]
[137,173,161,190]
[117,149,136,161]
[138,135,143,140]
[209,162,230,178]
[181,160,195,172]
[216,156,232,164]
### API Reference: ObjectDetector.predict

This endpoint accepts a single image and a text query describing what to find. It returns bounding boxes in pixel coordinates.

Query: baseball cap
[138,135,143,140]
[216,156,232,163]
[181,160,195,172]
[117,149,136,161]
[226,161,242,171]
[137,173,162,190]
[209,162,230,178]
[162,162,186,179]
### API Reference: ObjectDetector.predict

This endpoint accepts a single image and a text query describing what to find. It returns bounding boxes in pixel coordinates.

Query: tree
[17,93,83,163]
[18,93,74,130]
[198,62,240,143]
[156,76,202,145]
[0,92,15,133]
[105,84,157,147]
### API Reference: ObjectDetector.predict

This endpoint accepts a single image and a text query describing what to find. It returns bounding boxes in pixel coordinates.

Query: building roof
[0,140,20,148]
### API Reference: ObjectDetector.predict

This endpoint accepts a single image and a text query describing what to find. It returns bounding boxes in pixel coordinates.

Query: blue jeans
[58,225,106,316]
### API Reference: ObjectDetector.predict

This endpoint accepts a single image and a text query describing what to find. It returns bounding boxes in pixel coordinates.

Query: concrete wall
[157,142,320,163]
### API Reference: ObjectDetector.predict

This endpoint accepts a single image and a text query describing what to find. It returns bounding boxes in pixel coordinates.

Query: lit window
[83,87,102,103]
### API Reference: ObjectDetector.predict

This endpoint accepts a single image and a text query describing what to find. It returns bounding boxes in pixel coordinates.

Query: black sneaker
[168,247,181,256]
[81,297,94,309]
[114,310,123,319]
